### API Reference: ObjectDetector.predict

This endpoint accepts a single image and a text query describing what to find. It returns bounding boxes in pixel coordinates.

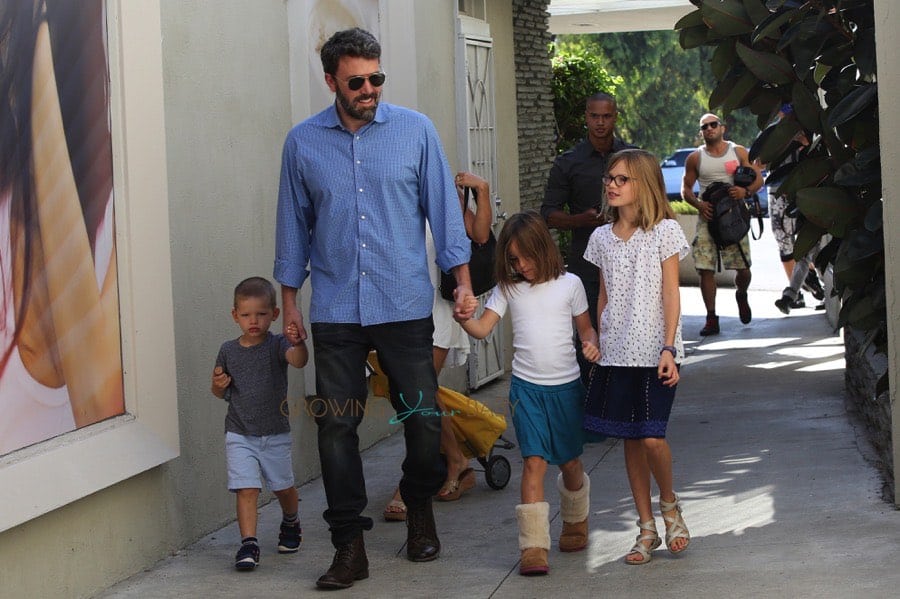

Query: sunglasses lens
[346,73,385,91]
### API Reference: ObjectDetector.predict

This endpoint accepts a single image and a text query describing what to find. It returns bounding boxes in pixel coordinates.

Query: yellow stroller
[367,352,514,490]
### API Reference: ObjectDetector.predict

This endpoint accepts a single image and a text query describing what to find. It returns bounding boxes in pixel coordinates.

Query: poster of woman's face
[0,0,124,455]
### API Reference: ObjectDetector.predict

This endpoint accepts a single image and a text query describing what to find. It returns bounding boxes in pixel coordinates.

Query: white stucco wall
[874,0,900,503]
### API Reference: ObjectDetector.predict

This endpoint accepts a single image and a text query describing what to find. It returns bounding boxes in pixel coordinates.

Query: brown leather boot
[558,472,590,552]
[315,534,369,589]
[406,497,441,562]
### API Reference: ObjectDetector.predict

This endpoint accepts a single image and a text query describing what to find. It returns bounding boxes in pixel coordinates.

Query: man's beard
[336,87,379,122]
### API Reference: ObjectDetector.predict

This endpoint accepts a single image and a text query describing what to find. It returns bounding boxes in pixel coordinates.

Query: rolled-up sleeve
[419,119,470,273]
[274,130,311,289]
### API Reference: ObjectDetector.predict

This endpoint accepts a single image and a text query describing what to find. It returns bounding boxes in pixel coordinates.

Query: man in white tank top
[681,113,762,336]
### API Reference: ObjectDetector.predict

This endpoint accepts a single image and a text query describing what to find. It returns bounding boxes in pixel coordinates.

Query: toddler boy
[211,277,308,570]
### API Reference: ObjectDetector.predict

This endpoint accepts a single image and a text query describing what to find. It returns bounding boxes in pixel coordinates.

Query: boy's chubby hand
[285,322,302,345]
[211,366,232,398]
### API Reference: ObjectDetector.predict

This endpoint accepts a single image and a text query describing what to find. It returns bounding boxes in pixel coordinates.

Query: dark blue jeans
[310,317,446,547]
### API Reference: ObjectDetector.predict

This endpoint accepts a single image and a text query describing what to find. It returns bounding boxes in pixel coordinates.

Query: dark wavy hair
[319,27,381,76]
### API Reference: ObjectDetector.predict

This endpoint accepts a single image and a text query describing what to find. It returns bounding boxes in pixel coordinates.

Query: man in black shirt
[541,93,634,380]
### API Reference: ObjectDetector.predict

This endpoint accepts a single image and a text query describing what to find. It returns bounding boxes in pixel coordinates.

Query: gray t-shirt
[215,332,292,436]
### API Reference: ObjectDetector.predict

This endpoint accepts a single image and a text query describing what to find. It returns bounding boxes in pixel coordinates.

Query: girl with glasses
[583,149,692,565]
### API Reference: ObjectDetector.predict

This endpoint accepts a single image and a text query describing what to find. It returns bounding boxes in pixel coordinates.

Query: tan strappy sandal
[625,519,661,565]
[660,493,691,554]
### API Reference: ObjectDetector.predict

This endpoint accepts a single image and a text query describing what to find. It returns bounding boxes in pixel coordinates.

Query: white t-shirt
[484,272,587,385]
[583,218,689,367]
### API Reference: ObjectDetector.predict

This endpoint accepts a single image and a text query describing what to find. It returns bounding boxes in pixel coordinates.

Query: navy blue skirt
[583,365,677,439]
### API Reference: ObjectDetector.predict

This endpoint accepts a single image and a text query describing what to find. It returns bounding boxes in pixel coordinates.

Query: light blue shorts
[225,431,295,492]
[509,376,586,465]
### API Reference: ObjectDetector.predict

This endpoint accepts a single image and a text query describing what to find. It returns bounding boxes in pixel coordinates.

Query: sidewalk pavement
[98,282,900,599]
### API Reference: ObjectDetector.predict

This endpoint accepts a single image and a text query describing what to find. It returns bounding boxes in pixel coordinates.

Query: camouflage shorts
[692,219,752,271]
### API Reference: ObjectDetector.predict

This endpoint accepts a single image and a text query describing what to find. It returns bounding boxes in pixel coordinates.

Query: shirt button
[361,243,367,248]
[361,271,366,276]
[358,188,364,192]
[356,160,361,164]
[360,215,366,220]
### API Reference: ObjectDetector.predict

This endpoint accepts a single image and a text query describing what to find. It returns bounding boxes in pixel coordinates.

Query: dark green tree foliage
[678,0,884,380]
[555,31,761,159]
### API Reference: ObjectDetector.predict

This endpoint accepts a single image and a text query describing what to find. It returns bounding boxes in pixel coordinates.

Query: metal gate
[455,15,505,390]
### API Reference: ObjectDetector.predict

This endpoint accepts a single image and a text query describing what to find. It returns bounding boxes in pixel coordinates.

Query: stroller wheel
[485,455,511,490]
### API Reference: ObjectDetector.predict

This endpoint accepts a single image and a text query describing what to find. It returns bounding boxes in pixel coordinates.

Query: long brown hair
[603,149,675,230]
[494,210,564,293]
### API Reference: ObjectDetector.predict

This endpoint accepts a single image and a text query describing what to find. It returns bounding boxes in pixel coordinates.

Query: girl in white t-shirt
[459,211,599,576]
[583,149,691,565]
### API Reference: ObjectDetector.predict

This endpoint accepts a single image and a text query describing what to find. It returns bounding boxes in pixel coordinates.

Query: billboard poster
[0,0,124,455]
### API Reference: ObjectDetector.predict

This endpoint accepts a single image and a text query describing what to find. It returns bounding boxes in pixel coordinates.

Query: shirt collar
[318,101,390,131]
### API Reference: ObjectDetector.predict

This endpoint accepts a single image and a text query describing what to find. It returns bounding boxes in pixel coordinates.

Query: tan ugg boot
[557,472,590,552]
[516,502,550,576]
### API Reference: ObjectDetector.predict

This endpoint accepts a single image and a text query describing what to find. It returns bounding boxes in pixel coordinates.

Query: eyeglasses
[343,72,386,91]
[601,174,632,187]
[700,121,720,131]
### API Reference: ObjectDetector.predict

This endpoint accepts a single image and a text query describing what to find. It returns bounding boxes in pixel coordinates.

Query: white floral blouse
[583,218,690,366]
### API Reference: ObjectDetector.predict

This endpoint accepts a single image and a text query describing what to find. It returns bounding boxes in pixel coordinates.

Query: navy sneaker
[278,521,302,553]
[235,542,260,571]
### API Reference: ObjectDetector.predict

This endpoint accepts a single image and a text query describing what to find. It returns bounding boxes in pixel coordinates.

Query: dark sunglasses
[344,72,386,91]
[700,121,720,131]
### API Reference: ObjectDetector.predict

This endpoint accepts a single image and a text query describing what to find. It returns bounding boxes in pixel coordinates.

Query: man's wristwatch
[660,345,677,358]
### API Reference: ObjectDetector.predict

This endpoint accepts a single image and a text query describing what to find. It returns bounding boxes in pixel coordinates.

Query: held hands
[657,353,679,387]
[282,305,307,344]
[453,289,479,323]
[581,340,600,363]
[285,322,303,346]
[211,366,232,397]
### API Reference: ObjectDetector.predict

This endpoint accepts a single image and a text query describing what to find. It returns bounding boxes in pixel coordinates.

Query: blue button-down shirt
[274,102,471,326]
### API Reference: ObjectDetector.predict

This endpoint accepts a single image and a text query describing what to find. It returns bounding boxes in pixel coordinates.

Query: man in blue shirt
[274,28,475,590]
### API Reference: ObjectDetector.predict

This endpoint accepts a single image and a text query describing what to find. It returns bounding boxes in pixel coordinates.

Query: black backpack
[705,182,750,248]
[702,181,763,271]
